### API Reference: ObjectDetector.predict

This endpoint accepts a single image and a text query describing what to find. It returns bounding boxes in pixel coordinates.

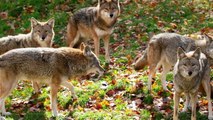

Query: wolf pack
[0,0,212,120]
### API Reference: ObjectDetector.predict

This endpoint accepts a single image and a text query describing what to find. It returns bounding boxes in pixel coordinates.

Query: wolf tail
[133,49,148,70]
[73,37,84,48]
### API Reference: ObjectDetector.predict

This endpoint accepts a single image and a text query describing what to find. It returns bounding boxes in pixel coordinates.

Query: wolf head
[176,47,201,80]
[31,17,55,47]
[201,34,213,58]
[80,43,105,78]
[97,0,120,25]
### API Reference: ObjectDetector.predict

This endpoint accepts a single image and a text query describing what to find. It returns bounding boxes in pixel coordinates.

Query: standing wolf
[173,47,212,120]
[66,0,120,62]
[0,17,55,93]
[0,43,104,117]
[134,33,213,91]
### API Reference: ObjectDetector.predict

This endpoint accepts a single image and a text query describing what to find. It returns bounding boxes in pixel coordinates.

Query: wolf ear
[97,0,105,9]
[47,18,55,28]
[31,17,39,28]
[177,47,186,59]
[80,42,86,51]
[117,0,120,16]
[97,0,100,9]
[83,45,92,56]
[193,47,201,59]
[203,33,213,42]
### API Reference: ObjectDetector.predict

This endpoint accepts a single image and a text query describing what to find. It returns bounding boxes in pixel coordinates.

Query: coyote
[0,17,55,93]
[133,33,213,91]
[173,47,212,120]
[66,0,120,62]
[0,43,104,117]
[0,17,55,54]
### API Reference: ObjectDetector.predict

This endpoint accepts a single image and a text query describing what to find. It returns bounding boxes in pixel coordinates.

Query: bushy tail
[133,49,148,70]
[73,38,84,48]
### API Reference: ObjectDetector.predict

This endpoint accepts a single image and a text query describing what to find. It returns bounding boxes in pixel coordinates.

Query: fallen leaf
[0,12,8,19]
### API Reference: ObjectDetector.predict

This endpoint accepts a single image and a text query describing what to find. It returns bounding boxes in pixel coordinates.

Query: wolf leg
[160,63,171,91]
[202,79,213,119]
[67,21,78,47]
[93,36,100,57]
[0,71,18,116]
[148,65,156,92]
[147,41,161,91]
[190,93,197,120]
[103,35,110,62]
[61,81,77,99]
[182,93,190,112]
[0,99,11,116]
[173,91,181,120]
[32,81,40,93]
[50,83,59,117]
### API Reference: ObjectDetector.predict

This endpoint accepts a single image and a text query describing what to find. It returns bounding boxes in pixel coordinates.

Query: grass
[0,0,212,120]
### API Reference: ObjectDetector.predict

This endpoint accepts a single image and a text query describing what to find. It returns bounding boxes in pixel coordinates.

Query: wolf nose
[188,71,192,76]
[42,36,46,40]
[110,14,114,18]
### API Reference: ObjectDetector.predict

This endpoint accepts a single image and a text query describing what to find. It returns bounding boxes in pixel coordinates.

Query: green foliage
[140,109,151,119]
[143,94,154,105]
[24,112,47,120]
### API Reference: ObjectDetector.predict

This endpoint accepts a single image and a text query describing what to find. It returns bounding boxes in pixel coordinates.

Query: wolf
[0,17,55,53]
[0,17,55,93]
[66,0,120,62]
[173,47,213,120]
[0,43,104,117]
[133,33,213,91]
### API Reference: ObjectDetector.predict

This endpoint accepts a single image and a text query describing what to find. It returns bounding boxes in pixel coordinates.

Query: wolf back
[0,45,104,117]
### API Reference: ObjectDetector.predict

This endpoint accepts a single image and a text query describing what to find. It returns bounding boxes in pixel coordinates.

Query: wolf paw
[163,87,169,91]
[208,115,213,120]
[182,108,188,112]
[52,111,58,117]
[73,95,78,100]
[182,106,190,112]
[72,96,78,102]
[2,112,11,116]
[173,116,178,120]
[105,58,110,64]
[0,116,6,120]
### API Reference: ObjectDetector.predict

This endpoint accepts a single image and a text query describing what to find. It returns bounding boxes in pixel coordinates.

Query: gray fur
[67,0,120,62]
[173,48,212,120]
[0,18,55,55]
[0,46,104,117]
[134,33,213,91]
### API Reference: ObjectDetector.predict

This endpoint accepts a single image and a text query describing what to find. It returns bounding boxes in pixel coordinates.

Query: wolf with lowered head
[0,43,104,117]
[0,17,55,93]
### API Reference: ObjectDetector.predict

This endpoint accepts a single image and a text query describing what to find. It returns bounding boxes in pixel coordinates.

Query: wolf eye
[37,30,41,33]
[45,30,48,33]
[192,64,196,67]
[111,7,116,11]
[104,8,109,11]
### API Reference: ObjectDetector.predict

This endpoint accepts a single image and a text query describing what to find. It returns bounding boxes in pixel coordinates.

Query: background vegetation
[0,0,212,119]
